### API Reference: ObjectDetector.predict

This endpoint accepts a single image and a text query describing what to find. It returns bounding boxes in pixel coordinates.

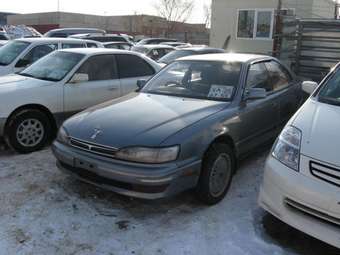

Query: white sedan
[0,48,161,153]
[0,38,103,76]
[259,69,340,249]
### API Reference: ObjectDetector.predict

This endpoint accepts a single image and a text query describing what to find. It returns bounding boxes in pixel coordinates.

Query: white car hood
[0,74,52,93]
[0,65,12,76]
[293,99,340,167]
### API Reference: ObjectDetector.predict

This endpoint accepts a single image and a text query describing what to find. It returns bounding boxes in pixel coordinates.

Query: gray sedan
[52,53,302,205]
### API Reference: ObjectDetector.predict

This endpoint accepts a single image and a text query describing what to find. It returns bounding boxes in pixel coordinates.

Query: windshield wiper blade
[319,96,340,106]
[19,73,35,78]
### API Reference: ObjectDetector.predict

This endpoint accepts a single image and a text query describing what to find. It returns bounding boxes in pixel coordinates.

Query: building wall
[7,12,209,44]
[210,0,334,54]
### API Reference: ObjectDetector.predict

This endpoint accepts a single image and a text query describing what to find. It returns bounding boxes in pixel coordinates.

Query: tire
[5,109,51,153]
[196,143,235,205]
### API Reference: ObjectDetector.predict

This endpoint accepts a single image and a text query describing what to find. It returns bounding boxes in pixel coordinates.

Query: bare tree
[154,0,194,35]
[203,3,211,28]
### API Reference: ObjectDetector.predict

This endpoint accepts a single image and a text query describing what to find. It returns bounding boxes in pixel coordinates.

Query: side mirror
[69,73,89,84]
[244,88,267,100]
[15,59,31,68]
[302,81,318,95]
[137,79,147,89]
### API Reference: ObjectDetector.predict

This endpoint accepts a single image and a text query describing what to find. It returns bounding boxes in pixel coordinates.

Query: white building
[210,0,335,54]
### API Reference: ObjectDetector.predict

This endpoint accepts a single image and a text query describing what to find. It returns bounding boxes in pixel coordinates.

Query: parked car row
[0,31,338,248]
[0,38,103,76]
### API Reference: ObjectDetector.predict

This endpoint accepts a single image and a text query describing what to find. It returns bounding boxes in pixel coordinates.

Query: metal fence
[277,18,340,82]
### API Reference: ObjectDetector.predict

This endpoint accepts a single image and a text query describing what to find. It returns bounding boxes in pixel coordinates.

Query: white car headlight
[56,126,69,145]
[272,126,302,171]
[115,146,180,164]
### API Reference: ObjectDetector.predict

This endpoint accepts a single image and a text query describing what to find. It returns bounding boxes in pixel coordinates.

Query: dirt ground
[0,147,339,255]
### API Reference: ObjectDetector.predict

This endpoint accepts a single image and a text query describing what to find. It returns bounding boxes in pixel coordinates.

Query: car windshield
[19,51,84,82]
[142,60,241,101]
[318,67,340,106]
[0,40,30,66]
[158,50,194,64]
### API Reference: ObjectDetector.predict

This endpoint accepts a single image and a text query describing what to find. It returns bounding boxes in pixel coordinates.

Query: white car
[0,48,161,153]
[259,67,340,249]
[0,38,103,76]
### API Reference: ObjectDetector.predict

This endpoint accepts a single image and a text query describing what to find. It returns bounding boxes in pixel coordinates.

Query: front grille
[285,198,340,227]
[59,161,168,194]
[310,161,340,187]
[69,137,118,158]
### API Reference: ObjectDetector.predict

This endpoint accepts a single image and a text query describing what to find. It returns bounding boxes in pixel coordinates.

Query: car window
[62,43,85,49]
[22,44,58,63]
[143,61,241,101]
[246,63,272,92]
[116,54,155,78]
[0,40,31,66]
[265,61,292,91]
[75,55,118,81]
[51,33,67,38]
[86,42,98,48]
[158,50,193,64]
[0,34,8,40]
[149,49,161,60]
[120,44,131,50]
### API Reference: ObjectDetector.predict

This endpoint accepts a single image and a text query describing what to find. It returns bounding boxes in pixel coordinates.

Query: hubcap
[209,153,231,197]
[16,118,45,147]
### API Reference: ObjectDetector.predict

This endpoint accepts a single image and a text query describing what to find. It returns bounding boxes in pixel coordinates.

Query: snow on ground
[0,148,339,255]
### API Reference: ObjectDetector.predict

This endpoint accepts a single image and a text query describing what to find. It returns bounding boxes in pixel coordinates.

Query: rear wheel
[196,143,235,205]
[5,109,51,153]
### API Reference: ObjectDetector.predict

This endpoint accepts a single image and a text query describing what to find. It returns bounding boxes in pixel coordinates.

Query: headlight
[56,126,69,144]
[115,146,180,164]
[272,126,302,171]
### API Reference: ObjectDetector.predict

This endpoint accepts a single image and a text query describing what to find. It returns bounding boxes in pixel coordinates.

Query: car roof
[15,37,95,44]
[59,48,138,55]
[178,53,272,63]
[133,44,174,49]
[178,47,224,53]
[47,28,105,32]
[103,41,131,45]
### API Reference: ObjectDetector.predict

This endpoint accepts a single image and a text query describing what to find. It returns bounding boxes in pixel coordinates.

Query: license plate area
[74,158,97,171]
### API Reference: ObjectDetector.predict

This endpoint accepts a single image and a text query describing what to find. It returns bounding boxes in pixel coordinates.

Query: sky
[1,0,211,24]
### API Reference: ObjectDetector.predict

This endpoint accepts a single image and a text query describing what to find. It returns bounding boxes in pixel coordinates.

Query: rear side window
[246,63,272,92]
[86,42,98,48]
[264,61,292,91]
[22,43,58,63]
[51,33,67,38]
[116,54,155,78]
[62,43,85,49]
[76,55,118,81]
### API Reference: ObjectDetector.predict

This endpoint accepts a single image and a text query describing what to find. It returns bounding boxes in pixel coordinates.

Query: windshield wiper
[35,76,59,82]
[0,61,8,66]
[319,96,340,106]
[19,73,35,78]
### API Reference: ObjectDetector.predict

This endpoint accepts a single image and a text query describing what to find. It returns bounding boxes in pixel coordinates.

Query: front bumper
[52,141,201,199]
[259,156,340,249]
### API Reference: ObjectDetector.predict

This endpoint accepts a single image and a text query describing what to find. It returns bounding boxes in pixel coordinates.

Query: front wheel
[5,109,51,153]
[196,143,235,205]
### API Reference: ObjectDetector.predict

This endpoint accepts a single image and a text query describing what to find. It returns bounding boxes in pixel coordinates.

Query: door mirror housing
[244,88,267,100]
[137,79,147,89]
[15,59,31,68]
[302,81,318,95]
[69,73,89,84]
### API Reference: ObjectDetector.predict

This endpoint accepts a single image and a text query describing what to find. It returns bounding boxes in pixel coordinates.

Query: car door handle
[108,87,118,91]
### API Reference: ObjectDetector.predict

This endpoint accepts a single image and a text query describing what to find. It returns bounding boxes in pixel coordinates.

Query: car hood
[293,99,340,167]
[65,93,229,148]
[0,74,52,93]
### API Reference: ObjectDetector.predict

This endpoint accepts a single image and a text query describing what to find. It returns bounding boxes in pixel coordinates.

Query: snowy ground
[0,147,339,255]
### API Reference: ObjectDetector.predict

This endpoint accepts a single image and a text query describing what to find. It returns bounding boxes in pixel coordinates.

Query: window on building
[237,9,274,39]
